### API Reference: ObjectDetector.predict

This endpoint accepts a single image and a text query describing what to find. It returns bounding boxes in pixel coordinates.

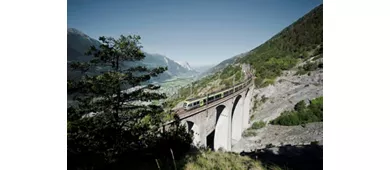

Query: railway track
[170,78,254,120]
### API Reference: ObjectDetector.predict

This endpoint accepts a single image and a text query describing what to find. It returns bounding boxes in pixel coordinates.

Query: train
[182,77,252,111]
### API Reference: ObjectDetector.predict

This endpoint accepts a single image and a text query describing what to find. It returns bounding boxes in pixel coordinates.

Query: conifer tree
[67,35,192,169]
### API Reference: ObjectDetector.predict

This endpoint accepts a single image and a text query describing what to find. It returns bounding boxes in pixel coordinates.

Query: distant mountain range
[192,64,215,74]
[177,61,194,71]
[198,52,248,78]
[67,28,198,82]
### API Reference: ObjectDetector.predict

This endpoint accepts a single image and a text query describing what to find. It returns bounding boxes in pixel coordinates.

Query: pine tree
[67,35,191,169]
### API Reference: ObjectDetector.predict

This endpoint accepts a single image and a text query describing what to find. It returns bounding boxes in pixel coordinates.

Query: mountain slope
[192,4,323,90]
[177,61,194,72]
[67,28,197,82]
[67,28,101,62]
[199,52,247,78]
[238,4,323,87]
[192,64,215,74]
[168,4,323,110]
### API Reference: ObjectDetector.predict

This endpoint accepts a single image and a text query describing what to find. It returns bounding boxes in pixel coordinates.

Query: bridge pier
[176,82,253,151]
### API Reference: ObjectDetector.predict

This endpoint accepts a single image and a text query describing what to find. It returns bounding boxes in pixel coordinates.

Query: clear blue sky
[68,0,322,67]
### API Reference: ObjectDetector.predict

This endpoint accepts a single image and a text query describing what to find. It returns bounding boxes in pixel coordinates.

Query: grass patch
[270,96,323,126]
[177,149,266,170]
[243,120,266,137]
[243,130,257,137]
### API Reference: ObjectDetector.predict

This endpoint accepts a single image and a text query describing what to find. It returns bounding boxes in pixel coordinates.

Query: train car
[183,78,252,111]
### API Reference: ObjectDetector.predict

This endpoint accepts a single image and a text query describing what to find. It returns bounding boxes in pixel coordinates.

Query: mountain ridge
[194,4,323,89]
[67,28,197,82]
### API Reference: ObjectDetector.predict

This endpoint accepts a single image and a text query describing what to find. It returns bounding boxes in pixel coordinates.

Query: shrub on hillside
[295,61,323,75]
[294,100,307,112]
[270,97,323,126]
[251,121,266,129]
[260,95,269,103]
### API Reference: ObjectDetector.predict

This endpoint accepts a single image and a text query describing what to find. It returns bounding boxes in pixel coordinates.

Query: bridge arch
[182,120,201,147]
[231,94,244,144]
[214,104,230,151]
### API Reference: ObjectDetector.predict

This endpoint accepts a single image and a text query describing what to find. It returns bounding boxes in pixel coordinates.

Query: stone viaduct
[173,80,254,151]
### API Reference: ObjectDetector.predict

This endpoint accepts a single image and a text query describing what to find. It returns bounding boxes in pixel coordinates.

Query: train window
[195,101,199,105]
[188,103,193,107]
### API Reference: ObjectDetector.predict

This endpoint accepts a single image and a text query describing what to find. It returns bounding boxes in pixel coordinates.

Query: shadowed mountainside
[241,144,323,170]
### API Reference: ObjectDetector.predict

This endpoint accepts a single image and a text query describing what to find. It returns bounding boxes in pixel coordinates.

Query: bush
[295,61,323,75]
[266,143,275,148]
[270,96,323,126]
[251,121,266,129]
[260,95,269,103]
[303,61,318,71]
[294,100,306,112]
[252,99,260,112]
[311,141,320,145]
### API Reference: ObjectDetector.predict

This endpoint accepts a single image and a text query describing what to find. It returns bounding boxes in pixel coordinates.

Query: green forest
[238,5,323,87]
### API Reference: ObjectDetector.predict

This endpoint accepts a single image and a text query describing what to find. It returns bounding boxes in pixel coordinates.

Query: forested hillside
[238,4,323,87]
[168,4,323,108]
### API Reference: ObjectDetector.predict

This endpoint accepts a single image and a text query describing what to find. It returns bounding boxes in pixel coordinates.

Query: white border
[325,0,390,169]
[0,0,66,170]
[1,0,390,169]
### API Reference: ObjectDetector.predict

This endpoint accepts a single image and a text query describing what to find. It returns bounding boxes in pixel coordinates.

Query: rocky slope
[232,57,323,152]
[233,122,323,152]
